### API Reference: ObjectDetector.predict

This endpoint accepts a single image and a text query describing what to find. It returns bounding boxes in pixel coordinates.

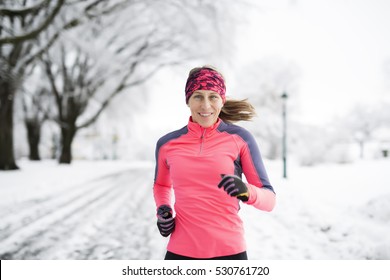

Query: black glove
[218,174,249,202]
[156,205,175,237]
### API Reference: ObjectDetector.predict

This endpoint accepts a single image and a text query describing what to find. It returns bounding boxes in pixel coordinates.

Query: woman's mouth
[199,113,213,117]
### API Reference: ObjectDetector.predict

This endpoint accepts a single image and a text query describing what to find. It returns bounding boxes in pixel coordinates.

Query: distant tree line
[235,58,390,166]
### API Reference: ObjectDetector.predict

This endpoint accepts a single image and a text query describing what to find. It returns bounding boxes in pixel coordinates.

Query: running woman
[153,65,276,260]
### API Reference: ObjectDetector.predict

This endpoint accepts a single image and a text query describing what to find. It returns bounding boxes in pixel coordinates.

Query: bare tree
[21,82,53,161]
[34,0,245,164]
[0,0,68,169]
[41,44,104,163]
[0,64,19,169]
[342,104,387,159]
[0,0,152,169]
[1,0,246,169]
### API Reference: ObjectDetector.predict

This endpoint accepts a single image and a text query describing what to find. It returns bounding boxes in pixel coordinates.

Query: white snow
[0,158,389,260]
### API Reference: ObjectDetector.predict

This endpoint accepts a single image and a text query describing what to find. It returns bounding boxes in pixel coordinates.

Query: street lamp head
[281,92,288,99]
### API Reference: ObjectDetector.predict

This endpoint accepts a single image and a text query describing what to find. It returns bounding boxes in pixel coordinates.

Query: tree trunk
[25,119,41,161]
[59,125,77,164]
[0,73,19,170]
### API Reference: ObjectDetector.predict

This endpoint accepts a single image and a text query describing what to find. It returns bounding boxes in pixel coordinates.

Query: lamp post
[281,92,288,179]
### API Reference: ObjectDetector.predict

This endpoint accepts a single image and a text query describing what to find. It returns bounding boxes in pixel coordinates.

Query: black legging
[164,251,248,260]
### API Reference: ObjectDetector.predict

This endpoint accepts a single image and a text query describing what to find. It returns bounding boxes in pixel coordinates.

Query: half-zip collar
[187,117,222,139]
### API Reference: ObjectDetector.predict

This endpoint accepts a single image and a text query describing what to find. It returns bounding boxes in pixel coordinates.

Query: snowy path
[1,159,389,260]
[0,167,165,260]
[242,159,390,260]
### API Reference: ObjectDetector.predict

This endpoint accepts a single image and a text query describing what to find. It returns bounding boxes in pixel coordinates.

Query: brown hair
[188,65,256,124]
[220,98,256,124]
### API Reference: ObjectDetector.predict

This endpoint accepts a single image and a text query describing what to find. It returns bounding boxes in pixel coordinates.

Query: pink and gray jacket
[153,118,276,258]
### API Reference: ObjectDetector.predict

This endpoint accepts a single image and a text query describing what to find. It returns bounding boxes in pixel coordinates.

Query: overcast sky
[139,0,390,132]
[232,0,390,124]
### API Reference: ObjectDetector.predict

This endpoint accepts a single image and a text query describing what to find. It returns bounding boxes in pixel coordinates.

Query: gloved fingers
[158,221,175,232]
[157,217,175,237]
[158,227,174,236]
[224,181,239,196]
[218,175,240,196]
[218,175,235,188]
[222,178,235,190]
[158,216,174,224]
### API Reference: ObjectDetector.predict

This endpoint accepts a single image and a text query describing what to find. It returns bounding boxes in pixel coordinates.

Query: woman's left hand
[218,174,249,202]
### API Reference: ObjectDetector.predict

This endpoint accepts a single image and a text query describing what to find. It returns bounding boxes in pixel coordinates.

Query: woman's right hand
[156,205,175,237]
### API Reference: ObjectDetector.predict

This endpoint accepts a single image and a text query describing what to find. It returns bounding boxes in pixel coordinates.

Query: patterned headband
[185,68,226,103]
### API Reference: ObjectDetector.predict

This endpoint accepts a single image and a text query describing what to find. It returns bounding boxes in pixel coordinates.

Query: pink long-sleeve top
[153,118,276,258]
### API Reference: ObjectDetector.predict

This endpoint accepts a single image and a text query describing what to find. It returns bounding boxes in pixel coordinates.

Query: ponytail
[219,98,256,124]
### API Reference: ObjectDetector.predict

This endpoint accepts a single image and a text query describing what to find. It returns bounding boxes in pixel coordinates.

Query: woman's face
[188,90,224,128]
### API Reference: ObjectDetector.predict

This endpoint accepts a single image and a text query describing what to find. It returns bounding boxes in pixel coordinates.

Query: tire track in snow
[100,173,157,260]
[82,168,158,260]
[0,170,130,240]
[44,170,155,260]
[0,168,151,259]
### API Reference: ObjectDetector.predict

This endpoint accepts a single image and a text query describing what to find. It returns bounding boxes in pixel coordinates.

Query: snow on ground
[243,159,390,259]
[0,158,389,260]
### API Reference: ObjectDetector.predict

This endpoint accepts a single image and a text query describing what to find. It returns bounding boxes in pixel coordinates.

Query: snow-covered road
[1,159,389,260]
[0,167,165,259]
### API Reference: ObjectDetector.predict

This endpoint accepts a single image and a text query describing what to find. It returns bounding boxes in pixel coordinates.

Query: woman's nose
[201,98,211,109]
